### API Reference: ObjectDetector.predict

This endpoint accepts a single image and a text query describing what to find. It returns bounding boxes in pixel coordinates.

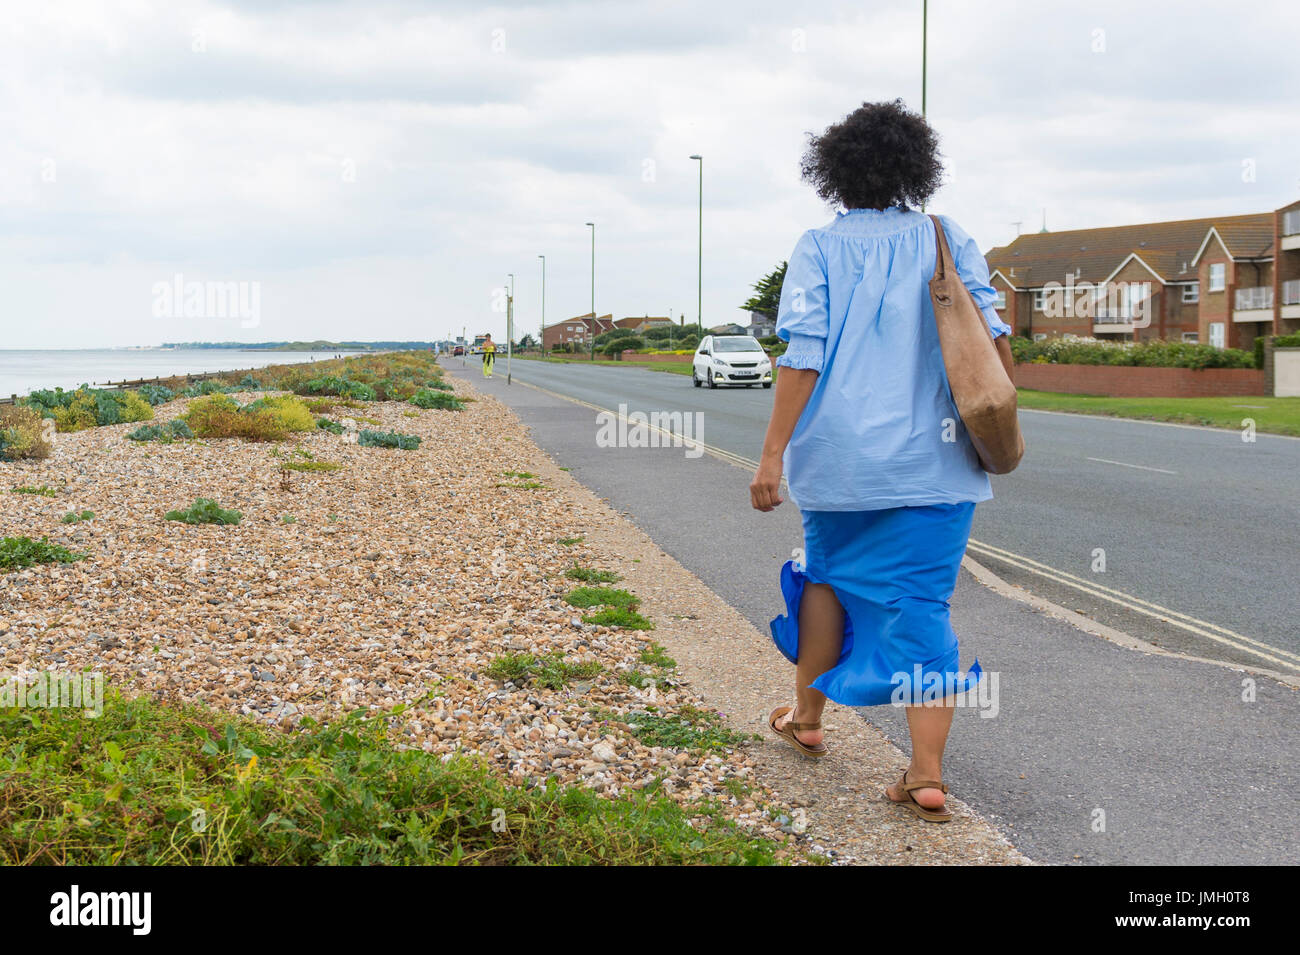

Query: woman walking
[751,100,1015,823]
[481,333,497,378]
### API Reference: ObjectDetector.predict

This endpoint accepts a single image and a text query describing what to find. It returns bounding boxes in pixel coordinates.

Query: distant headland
[158,340,438,352]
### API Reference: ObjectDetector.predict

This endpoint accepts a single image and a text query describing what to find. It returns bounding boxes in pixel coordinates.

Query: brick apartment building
[541,314,671,350]
[985,199,1300,350]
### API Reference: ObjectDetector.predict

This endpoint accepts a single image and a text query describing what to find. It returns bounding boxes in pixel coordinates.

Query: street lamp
[585,221,596,360]
[689,155,702,339]
[506,272,514,384]
[537,254,546,356]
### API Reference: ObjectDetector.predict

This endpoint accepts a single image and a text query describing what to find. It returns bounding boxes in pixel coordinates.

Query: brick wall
[1013,362,1266,397]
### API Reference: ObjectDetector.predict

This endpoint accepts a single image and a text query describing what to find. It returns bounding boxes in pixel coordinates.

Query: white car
[692,335,773,389]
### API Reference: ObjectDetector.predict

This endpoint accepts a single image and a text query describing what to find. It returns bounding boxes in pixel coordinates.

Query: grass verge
[0,691,781,864]
[1016,390,1300,437]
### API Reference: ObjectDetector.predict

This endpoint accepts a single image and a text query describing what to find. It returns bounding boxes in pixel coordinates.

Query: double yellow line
[512,374,1300,675]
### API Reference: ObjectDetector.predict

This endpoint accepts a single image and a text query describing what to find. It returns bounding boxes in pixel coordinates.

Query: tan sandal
[886,770,953,823]
[767,705,827,758]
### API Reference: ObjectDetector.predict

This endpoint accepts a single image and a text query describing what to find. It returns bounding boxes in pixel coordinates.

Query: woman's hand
[750,455,785,512]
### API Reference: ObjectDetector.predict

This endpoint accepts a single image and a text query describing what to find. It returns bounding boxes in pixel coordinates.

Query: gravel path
[0,378,1028,864]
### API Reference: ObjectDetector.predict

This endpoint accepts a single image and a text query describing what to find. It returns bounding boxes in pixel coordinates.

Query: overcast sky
[2,0,1297,349]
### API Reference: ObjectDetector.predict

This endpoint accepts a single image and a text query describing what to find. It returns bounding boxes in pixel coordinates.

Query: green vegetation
[316,417,345,435]
[125,419,194,443]
[410,388,464,411]
[1010,337,1255,369]
[565,586,640,611]
[23,386,154,433]
[521,355,693,376]
[557,537,583,547]
[182,394,287,442]
[164,498,243,526]
[739,260,787,320]
[639,642,676,669]
[585,607,655,630]
[484,651,604,690]
[61,510,95,524]
[1017,390,1300,437]
[282,460,343,472]
[0,692,779,865]
[566,565,621,584]
[9,485,58,497]
[240,395,317,432]
[0,406,54,461]
[0,536,86,572]
[593,705,756,753]
[136,384,176,405]
[357,429,421,450]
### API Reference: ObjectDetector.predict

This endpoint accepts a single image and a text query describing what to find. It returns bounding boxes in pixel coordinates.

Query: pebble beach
[0,361,1028,864]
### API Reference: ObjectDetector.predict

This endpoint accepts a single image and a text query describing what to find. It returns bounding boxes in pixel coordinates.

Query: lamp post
[689,155,702,339]
[585,221,596,360]
[506,272,514,384]
[537,254,546,355]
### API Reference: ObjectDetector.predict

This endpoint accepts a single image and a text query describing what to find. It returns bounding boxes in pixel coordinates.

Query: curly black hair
[800,99,943,211]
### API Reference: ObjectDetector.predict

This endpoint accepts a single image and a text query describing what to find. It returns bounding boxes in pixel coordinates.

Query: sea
[0,348,373,399]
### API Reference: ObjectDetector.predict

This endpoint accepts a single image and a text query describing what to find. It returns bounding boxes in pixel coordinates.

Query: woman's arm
[750,367,819,511]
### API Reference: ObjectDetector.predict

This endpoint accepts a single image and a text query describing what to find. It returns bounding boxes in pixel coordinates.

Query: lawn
[1016,390,1300,437]
[518,355,693,376]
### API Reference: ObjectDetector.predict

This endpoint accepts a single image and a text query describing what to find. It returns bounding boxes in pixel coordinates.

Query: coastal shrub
[181,380,242,397]
[241,395,316,432]
[239,375,262,389]
[126,419,194,443]
[357,429,421,450]
[137,384,176,406]
[164,498,242,525]
[0,692,779,865]
[0,406,53,461]
[566,565,621,584]
[315,417,345,435]
[0,536,86,572]
[182,395,287,442]
[409,389,465,411]
[424,380,455,392]
[29,387,155,432]
[290,375,377,401]
[61,510,94,524]
[1008,337,1255,370]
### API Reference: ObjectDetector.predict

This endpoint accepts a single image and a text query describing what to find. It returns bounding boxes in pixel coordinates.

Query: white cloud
[1,0,1297,348]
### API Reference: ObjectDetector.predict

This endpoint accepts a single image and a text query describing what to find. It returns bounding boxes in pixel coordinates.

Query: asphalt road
[475,357,1300,670]
[447,356,1300,865]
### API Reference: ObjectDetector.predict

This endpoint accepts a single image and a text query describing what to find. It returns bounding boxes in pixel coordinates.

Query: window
[1033,289,1047,311]
[994,290,1007,309]
[1208,264,1226,293]
[1182,283,1199,303]
[1209,322,1225,348]
[1033,333,1047,342]
[1181,332,1199,343]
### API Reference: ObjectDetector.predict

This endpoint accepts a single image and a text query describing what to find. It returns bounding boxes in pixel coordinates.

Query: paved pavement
[447,356,1300,865]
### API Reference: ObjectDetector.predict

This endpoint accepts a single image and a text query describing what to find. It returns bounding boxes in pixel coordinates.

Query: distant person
[751,99,1014,823]
[481,334,496,378]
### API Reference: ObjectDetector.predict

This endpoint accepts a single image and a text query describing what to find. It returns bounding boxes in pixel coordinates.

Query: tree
[602,335,643,358]
[517,333,536,350]
[740,261,787,318]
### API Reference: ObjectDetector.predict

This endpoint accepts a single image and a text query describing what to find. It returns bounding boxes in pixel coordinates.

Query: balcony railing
[1284,279,1300,307]
[1234,286,1274,310]
[1284,210,1300,237]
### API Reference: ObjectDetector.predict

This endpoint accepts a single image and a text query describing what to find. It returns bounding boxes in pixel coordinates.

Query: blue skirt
[770,503,982,707]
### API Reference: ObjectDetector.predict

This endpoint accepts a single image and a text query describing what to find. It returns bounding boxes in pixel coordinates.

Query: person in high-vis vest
[481,334,496,378]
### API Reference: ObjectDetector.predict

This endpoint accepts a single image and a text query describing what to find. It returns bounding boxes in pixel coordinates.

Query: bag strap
[928,213,954,283]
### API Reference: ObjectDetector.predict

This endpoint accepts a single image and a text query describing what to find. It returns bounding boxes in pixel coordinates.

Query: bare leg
[774,582,843,747]
[886,700,955,810]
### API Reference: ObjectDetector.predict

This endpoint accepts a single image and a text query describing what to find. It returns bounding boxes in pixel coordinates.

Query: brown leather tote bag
[928,215,1025,474]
